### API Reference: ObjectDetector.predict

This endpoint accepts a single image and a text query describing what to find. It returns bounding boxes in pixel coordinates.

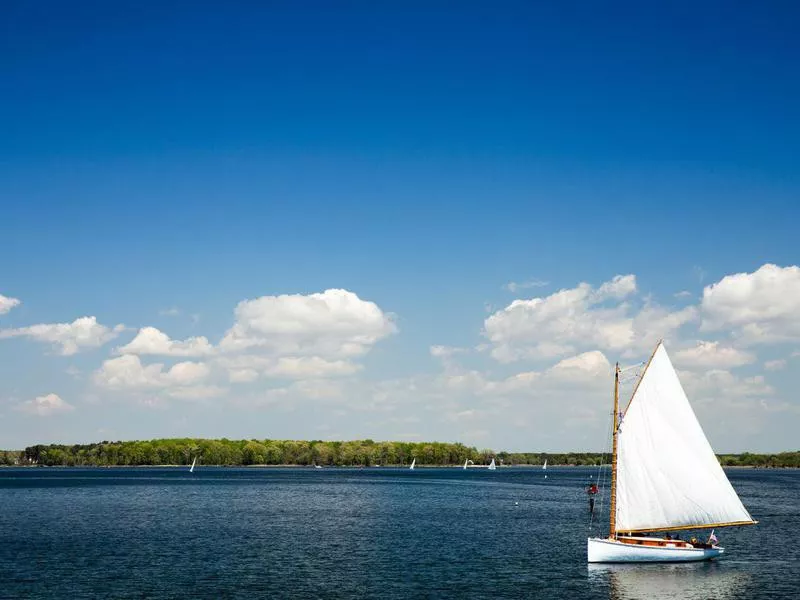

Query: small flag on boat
[709,530,718,544]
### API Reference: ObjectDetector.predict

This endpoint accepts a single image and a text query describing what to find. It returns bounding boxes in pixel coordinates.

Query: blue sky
[1,1,798,452]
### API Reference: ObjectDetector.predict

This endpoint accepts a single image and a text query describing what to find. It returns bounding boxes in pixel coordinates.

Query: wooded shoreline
[2,439,798,468]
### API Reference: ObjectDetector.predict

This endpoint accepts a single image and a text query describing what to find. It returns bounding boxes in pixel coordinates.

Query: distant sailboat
[189,456,196,473]
[488,458,496,471]
[313,463,322,469]
[410,458,416,470]
[543,459,547,479]
[463,459,474,470]
[587,341,757,563]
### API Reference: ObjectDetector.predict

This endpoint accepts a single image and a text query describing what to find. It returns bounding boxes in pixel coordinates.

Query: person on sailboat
[586,480,599,512]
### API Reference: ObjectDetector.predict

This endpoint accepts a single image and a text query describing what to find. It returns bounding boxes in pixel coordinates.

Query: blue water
[0,467,796,599]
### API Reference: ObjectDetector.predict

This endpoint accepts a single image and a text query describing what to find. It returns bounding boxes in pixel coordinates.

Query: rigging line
[589,403,613,532]
[618,360,646,373]
[618,372,642,384]
[592,407,612,533]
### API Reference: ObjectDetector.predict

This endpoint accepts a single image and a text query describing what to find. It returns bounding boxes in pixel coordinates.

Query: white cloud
[674,291,693,299]
[483,274,692,362]
[764,359,786,371]
[0,316,124,355]
[504,279,549,293]
[626,303,697,358]
[166,361,211,385]
[93,355,210,389]
[117,326,214,357]
[436,350,612,398]
[219,288,396,356]
[217,354,360,381]
[165,385,226,400]
[547,350,612,382]
[159,307,181,317]
[594,274,637,301]
[484,281,630,361]
[266,356,361,378]
[228,368,259,383]
[672,341,756,369]
[0,294,21,315]
[430,345,466,358]
[16,393,74,417]
[679,369,774,399]
[701,264,800,344]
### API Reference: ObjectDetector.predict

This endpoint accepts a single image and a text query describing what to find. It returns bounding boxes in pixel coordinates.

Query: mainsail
[615,343,755,533]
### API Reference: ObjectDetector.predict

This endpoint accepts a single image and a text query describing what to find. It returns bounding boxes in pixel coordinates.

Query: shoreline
[2,464,797,469]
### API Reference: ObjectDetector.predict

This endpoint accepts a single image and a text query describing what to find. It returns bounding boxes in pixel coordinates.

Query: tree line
[1,441,798,468]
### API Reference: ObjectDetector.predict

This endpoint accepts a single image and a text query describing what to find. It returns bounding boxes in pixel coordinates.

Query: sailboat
[189,456,196,473]
[487,458,496,471]
[409,458,416,470]
[587,341,756,563]
[463,459,474,470]
[543,459,547,479]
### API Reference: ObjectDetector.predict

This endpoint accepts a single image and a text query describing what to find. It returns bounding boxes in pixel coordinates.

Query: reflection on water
[588,562,752,600]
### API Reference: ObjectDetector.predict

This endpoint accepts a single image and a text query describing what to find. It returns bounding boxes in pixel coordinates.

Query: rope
[588,402,613,533]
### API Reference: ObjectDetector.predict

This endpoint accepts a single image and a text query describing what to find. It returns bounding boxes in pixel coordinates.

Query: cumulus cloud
[266,356,361,378]
[483,274,693,362]
[594,274,637,301]
[437,350,612,397]
[228,368,259,383]
[117,326,214,357]
[0,316,124,355]
[219,289,396,356]
[217,354,360,381]
[701,264,800,344]
[212,289,395,382]
[93,354,211,389]
[679,368,774,399]
[0,294,21,315]
[16,393,74,416]
[672,341,756,369]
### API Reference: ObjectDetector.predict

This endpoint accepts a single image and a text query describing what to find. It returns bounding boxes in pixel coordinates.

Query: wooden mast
[609,362,620,539]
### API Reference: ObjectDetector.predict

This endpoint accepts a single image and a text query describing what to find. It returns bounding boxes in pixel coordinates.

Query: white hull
[587,538,723,563]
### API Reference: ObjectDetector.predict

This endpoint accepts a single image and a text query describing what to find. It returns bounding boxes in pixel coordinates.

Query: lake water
[0,467,796,599]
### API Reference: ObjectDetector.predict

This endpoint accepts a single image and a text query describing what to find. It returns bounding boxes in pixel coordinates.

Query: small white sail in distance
[615,343,756,533]
[189,456,196,473]
[463,459,474,470]
[542,459,547,470]
[488,458,496,470]
[409,458,416,470]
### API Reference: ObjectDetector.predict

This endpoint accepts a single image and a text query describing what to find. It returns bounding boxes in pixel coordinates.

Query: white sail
[616,343,755,533]
[488,458,496,470]
[542,460,547,470]
[410,458,415,470]
[189,456,196,473]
